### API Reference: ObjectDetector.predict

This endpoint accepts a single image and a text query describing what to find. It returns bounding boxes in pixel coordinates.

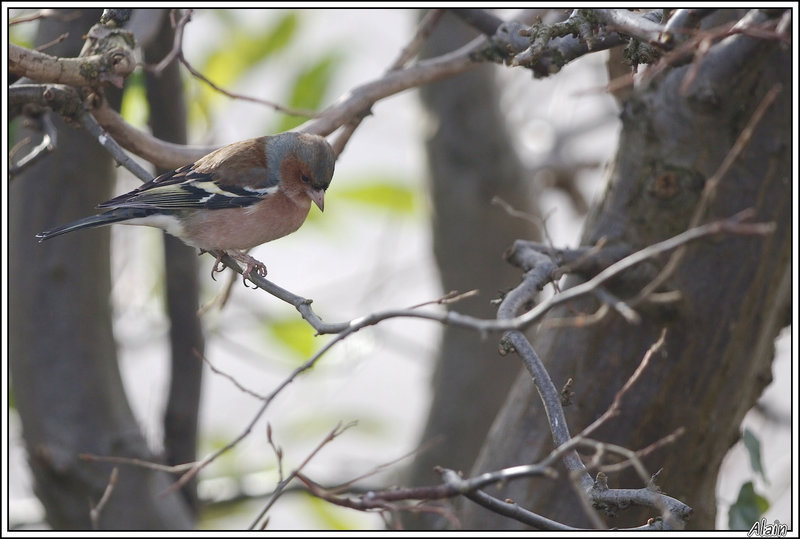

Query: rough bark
[9,9,193,529]
[463,16,791,530]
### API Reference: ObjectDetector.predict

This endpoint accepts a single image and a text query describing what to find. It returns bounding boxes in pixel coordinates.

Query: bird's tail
[36,208,154,242]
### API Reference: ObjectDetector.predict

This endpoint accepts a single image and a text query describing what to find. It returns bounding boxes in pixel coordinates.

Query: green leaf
[266,317,319,359]
[203,11,299,88]
[728,481,769,530]
[275,52,341,132]
[742,428,768,483]
[9,25,34,50]
[190,11,300,127]
[119,71,148,129]
[334,178,418,215]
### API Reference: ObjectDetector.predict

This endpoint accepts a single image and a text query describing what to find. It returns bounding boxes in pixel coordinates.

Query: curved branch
[8,114,57,177]
[592,9,667,45]
[78,108,152,181]
[90,102,215,169]
[495,248,594,494]
[300,36,485,137]
[77,15,499,170]
[221,212,774,338]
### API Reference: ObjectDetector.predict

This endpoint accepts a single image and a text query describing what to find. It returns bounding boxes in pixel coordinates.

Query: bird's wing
[98,165,279,211]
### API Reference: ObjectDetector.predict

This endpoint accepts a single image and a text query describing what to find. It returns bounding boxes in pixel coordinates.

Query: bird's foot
[211,249,267,287]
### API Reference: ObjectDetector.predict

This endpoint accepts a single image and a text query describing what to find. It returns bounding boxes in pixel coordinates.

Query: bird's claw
[208,249,268,287]
[210,251,227,281]
[241,261,267,288]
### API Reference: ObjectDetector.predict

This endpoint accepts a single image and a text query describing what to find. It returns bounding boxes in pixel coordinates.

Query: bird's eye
[301,174,311,184]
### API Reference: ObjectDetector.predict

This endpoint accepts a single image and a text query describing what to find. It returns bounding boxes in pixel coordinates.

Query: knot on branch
[511,13,591,69]
[77,48,135,89]
[497,337,516,356]
[10,84,85,122]
[78,21,136,88]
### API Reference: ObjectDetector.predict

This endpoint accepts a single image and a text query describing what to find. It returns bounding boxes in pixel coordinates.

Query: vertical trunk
[10,9,193,529]
[142,9,204,516]
[404,10,538,528]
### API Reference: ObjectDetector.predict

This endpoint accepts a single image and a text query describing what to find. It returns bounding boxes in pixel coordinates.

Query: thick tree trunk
[403,10,537,528]
[9,9,193,529]
[463,16,790,530]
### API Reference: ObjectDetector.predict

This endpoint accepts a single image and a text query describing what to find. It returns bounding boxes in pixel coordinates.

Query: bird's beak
[309,188,325,212]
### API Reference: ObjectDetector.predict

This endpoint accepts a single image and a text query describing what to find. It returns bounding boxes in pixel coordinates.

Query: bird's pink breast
[180,193,310,251]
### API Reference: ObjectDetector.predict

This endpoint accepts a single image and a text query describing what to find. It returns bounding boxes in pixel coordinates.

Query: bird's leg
[226,249,268,287]
[206,250,227,281]
[204,249,267,286]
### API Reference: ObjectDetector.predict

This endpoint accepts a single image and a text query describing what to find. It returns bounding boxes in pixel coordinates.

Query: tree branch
[9,42,135,88]
[219,211,774,339]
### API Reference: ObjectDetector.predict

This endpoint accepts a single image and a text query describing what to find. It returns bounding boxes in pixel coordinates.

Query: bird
[37,131,336,284]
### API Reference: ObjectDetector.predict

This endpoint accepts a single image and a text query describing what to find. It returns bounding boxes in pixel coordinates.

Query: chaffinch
[37,131,336,283]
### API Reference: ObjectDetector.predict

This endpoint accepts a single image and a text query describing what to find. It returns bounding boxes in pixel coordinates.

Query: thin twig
[633,83,781,303]
[147,9,192,73]
[579,328,667,438]
[389,9,445,70]
[198,349,267,400]
[78,109,152,182]
[79,453,195,474]
[8,113,57,177]
[249,421,357,529]
[321,437,445,495]
[89,467,118,530]
[10,8,80,26]
[459,484,580,530]
[408,289,479,310]
[35,32,69,52]
[165,330,356,493]
[214,211,773,341]
[597,427,685,475]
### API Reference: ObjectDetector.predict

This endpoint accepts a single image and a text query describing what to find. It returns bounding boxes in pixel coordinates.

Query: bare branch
[249,421,357,529]
[198,349,267,400]
[77,107,152,182]
[79,453,194,474]
[455,482,579,530]
[146,8,191,74]
[91,102,217,169]
[8,113,57,177]
[662,8,717,47]
[287,432,688,530]
[10,42,133,88]
[10,8,81,26]
[389,9,446,70]
[592,9,667,45]
[507,10,664,72]
[579,329,667,438]
[35,32,70,52]
[89,467,118,530]
[178,51,319,119]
